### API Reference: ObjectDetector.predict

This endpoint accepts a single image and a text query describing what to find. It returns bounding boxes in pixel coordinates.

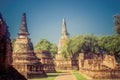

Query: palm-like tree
[114,14,120,34]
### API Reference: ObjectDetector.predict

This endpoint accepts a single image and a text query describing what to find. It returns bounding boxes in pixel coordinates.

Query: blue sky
[0,0,120,45]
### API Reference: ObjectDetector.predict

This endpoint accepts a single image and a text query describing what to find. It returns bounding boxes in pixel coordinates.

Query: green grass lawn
[29,71,61,80]
[29,70,87,80]
[72,70,87,80]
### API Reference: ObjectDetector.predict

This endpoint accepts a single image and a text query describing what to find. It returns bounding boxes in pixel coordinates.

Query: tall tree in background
[101,34,120,62]
[114,14,120,34]
[11,38,15,48]
[34,39,51,50]
[34,39,57,58]
[62,34,97,58]
[62,34,120,62]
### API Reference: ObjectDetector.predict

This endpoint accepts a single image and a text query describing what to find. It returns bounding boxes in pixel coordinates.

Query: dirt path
[55,71,77,80]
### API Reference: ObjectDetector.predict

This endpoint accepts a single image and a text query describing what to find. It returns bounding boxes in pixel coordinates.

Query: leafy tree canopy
[61,34,120,62]
[11,38,15,48]
[62,34,97,58]
[34,39,57,58]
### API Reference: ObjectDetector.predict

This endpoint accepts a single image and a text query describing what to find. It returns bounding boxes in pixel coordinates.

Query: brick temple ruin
[79,53,120,79]
[0,13,27,80]
[0,13,12,74]
[12,13,47,78]
[78,14,120,79]
[1,12,120,79]
[55,18,78,70]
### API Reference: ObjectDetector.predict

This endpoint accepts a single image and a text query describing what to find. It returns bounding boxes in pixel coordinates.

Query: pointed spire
[61,18,68,37]
[18,13,29,37]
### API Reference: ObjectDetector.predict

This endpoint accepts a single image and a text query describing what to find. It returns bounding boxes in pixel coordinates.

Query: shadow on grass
[46,71,62,77]
[47,74,59,77]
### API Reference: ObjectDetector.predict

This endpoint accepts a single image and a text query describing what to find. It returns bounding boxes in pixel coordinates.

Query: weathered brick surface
[0,13,27,80]
[79,53,120,79]
[12,13,47,79]
[35,50,56,73]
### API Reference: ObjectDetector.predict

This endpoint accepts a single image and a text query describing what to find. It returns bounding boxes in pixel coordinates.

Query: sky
[0,0,120,45]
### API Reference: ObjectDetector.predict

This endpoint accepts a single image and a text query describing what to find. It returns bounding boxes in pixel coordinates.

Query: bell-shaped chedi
[12,13,47,78]
[0,13,27,80]
[55,18,72,70]
[58,18,68,54]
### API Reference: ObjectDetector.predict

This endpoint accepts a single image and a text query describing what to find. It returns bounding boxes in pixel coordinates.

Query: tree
[80,34,97,53]
[61,34,120,63]
[34,39,51,51]
[49,43,58,58]
[62,34,97,58]
[11,38,15,48]
[114,14,120,34]
[34,39,57,58]
[104,34,120,62]
[95,34,120,62]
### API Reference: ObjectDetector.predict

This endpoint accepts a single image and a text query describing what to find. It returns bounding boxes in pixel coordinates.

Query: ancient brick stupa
[12,13,46,78]
[0,13,27,80]
[55,18,72,69]
[57,18,68,54]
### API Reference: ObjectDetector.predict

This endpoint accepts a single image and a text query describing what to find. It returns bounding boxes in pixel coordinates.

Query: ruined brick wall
[79,53,120,79]
[35,50,56,72]
[102,54,116,69]
[0,14,12,72]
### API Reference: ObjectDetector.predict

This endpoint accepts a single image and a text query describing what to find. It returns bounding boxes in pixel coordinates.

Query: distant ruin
[55,18,78,70]
[35,50,56,73]
[79,53,120,79]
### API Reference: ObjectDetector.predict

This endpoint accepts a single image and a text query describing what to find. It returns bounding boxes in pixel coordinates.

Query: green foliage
[11,38,15,48]
[62,34,97,58]
[114,14,120,35]
[34,39,57,58]
[49,43,58,58]
[72,70,87,80]
[34,39,51,50]
[62,34,120,62]
[29,71,61,80]
[98,34,120,62]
